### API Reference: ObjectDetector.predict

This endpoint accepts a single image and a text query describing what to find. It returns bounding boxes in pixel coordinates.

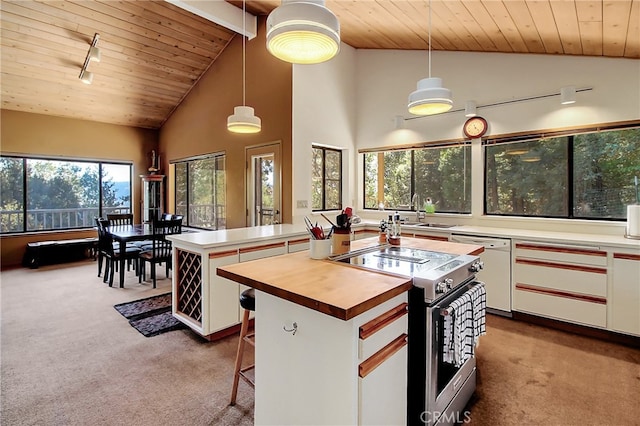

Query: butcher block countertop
[216,236,483,321]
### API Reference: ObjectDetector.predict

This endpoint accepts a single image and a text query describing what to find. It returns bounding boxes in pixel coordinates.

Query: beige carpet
[1,260,639,425]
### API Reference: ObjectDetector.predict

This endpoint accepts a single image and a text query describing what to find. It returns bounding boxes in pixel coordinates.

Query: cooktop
[330,245,458,277]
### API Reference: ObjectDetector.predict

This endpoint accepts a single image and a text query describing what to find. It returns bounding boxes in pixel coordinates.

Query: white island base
[255,290,408,425]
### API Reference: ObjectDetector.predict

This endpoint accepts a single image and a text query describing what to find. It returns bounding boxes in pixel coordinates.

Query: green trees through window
[364,144,471,213]
[312,146,342,211]
[0,157,131,233]
[174,155,226,229]
[486,127,640,219]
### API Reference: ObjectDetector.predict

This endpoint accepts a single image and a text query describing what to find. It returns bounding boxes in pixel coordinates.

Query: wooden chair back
[106,213,133,226]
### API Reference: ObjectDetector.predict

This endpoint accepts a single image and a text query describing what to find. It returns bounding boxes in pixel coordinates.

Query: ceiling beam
[165,0,257,39]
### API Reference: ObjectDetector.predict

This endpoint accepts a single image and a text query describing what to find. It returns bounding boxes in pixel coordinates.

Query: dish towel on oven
[442,283,487,367]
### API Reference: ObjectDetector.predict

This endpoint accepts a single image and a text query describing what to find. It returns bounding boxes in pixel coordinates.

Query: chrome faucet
[411,194,425,222]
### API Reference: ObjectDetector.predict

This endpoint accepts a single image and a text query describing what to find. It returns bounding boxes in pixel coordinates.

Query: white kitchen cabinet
[255,291,408,425]
[208,249,242,331]
[410,228,451,242]
[238,241,287,320]
[513,241,608,328]
[610,250,640,336]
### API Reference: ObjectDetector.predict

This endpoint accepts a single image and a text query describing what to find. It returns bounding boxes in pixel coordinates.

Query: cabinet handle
[283,322,298,335]
[358,334,407,378]
[359,303,408,340]
[516,258,606,274]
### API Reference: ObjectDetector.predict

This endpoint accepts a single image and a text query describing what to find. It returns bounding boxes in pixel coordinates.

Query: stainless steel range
[331,245,482,302]
[331,244,486,426]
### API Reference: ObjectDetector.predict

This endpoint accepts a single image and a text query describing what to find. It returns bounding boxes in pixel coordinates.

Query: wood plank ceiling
[1,1,638,130]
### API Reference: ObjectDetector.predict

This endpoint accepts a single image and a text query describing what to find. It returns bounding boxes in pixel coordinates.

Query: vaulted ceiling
[1,1,638,129]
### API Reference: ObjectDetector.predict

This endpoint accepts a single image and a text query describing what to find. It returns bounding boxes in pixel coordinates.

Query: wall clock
[463,116,488,139]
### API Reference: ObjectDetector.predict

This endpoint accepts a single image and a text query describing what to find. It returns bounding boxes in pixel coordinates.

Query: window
[174,154,226,230]
[485,126,640,219]
[363,144,471,213]
[312,146,342,211]
[0,156,131,233]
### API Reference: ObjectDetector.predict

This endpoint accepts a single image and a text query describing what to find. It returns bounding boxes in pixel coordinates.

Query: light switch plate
[296,200,308,208]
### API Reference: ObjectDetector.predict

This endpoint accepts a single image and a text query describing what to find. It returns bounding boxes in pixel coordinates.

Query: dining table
[106,224,156,287]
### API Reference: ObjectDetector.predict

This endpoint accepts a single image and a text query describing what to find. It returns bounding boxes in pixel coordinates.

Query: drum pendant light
[407,0,452,115]
[228,0,261,134]
[266,0,340,64]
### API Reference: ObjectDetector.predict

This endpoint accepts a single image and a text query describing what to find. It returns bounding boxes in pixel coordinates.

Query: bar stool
[230,288,255,405]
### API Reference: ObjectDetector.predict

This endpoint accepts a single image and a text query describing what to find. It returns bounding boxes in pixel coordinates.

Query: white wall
[291,43,357,224]
[294,48,640,234]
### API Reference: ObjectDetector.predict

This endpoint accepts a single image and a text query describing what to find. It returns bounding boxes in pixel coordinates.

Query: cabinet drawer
[515,242,607,267]
[239,242,287,262]
[514,259,607,297]
[287,237,310,253]
[358,303,408,361]
[513,285,606,328]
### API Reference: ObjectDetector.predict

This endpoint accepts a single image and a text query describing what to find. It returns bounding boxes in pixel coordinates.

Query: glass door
[246,143,281,226]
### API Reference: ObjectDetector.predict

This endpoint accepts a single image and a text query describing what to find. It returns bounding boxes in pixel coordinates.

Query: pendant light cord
[428,0,432,78]
[242,0,246,107]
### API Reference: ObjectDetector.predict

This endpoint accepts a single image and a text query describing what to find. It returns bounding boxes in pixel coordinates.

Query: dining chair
[138,218,182,288]
[94,217,109,277]
[102,226,141,288]
[106,213,133,225]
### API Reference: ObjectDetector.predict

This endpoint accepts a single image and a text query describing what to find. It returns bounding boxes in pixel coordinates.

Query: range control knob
[436,281,448,294]
[469,261,484,273]
[444,277,454,290]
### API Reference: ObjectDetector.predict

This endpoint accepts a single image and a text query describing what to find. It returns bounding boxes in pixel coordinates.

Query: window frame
[361,142,472,214]
[172,152,226,230]
[483,123,640,221]
[312,145,343,212]
[0,154,132,234]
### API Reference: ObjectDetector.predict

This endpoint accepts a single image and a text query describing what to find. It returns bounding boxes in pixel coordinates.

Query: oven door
[407,280,482,426]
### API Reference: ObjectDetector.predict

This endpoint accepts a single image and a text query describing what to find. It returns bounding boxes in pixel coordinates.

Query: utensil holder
[332,229,351,255]
[309,238,332,259]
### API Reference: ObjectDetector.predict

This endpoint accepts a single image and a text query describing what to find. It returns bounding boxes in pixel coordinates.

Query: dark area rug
[114,293,187,337]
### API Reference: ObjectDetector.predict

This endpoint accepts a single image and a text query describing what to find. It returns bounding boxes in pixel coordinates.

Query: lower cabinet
[610,251,640,335]
[512,241,608,328]
[174,238,297,338]
[208,249,241,333]
[255,291,408,425]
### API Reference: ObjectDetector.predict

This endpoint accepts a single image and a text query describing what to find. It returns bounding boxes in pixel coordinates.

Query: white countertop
[167,221,639,252]
[393,222,639,250]
[167,223,310,251]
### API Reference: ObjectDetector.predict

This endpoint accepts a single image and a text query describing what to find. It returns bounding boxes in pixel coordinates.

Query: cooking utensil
[320,213,338,228]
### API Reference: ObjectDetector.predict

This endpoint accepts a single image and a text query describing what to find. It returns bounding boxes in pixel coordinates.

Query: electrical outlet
[296,200,308,209]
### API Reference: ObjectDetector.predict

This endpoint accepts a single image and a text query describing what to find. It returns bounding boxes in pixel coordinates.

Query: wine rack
[177,249,202,324]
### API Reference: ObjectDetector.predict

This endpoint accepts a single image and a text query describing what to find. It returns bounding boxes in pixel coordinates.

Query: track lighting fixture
[561,86,576,105]
[79,33,100,85]
[464,101,477,117]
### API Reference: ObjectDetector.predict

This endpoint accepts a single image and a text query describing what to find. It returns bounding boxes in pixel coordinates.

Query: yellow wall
[159,17,293,229]
[0,110,158,268]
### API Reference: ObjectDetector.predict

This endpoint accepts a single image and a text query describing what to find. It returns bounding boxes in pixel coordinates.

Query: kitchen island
[217,236,482,425]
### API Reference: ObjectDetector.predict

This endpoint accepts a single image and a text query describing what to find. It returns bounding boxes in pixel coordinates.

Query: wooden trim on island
[359,303,408,340]
[209,249,239,259]
[359,334,407,378]
[515,283,607,305]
